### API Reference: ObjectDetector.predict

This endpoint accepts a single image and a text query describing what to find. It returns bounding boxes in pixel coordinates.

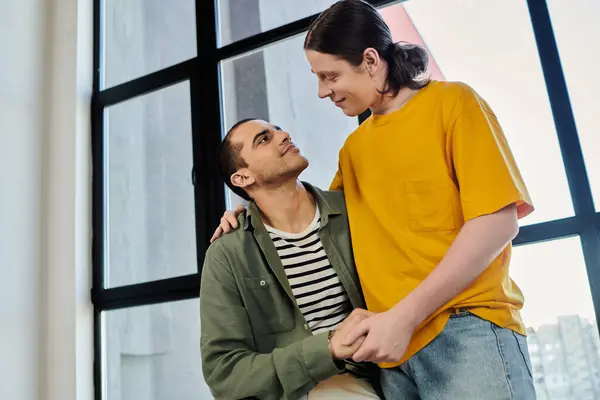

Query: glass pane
[387,0,574,225]
[103,299,213,400]
[217,0,338,47]
[219,34,359,208]
[102,0,196,88]
[510,238,600,399]
[547,0,600,211]
[106,82,197,287]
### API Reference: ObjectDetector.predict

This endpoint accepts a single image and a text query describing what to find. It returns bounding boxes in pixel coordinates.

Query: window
[101,0,197,88]
[93,1,600,400]
[104,299,211,400]
[106,82,197,288]
[217,0,339,47]
[546,0,600,211]
[512,238,596,329]
[511,238,600,399]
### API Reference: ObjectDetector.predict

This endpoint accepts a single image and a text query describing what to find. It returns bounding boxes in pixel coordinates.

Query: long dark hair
[304,0,429,96]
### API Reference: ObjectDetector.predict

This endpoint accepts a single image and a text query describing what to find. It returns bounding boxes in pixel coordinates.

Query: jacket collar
[243,182,342,231]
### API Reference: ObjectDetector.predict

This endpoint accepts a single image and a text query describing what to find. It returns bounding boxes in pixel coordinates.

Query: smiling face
[229,119,309,194]
[306,49,384,117]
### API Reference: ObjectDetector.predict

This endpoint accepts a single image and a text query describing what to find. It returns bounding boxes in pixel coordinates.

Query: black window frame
[91,0,600,398]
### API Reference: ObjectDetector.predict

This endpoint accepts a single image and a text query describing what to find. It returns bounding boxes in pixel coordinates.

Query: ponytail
[383,42,430,95]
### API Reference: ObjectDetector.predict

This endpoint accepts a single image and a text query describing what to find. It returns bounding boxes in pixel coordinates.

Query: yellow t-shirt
[331,80,534,368]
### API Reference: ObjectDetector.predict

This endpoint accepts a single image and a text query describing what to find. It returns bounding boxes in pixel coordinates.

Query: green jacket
[200,184,370,400]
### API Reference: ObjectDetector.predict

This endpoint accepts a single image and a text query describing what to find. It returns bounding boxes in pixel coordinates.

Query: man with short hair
[200,118,382,399]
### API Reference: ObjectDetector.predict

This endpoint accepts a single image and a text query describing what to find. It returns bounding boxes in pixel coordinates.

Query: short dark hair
[304,0,429,98]
[217,118,256,202]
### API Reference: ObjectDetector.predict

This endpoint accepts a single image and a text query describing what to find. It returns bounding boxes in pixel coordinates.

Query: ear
[231,168,255,190]
[362,48,381,75]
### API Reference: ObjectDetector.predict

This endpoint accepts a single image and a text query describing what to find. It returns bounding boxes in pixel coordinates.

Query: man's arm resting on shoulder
[200,248,344,400]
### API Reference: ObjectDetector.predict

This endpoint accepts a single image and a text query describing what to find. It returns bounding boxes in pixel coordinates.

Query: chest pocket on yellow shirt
[403,180,458,232]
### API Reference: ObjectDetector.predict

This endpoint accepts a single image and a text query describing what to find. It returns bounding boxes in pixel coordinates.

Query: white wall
[0,1,46,399]
[0,0,93,399]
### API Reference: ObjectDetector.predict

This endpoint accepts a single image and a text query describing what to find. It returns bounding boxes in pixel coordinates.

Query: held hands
[210,204,246,243]
[337,306,418,364]
[329,309,374,359]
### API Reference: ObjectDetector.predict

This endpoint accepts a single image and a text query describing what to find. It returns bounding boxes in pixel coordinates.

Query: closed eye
[319,73,337,82]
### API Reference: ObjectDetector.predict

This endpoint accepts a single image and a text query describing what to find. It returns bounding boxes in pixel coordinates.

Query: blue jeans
[381,312,536,399]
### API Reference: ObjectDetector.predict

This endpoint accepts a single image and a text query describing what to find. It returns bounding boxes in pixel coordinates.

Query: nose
[317,81,332,99]
[276,129,291,145]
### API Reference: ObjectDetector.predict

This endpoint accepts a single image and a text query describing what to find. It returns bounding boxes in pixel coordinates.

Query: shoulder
[437,81,489,110]
[203,213,250,270]
[426,80,473,96]
[424,80,477,103]
[422,81,495,122]
[320,189,346,207]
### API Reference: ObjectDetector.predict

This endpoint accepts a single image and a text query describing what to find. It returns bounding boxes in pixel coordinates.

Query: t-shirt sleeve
[450,105,534,222]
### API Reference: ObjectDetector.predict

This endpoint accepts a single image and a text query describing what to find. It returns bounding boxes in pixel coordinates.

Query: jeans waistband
[450,307,472,317]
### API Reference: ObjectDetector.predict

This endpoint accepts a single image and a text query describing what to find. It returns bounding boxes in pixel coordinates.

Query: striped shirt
[265,207,352,333]
[265,207,373,387]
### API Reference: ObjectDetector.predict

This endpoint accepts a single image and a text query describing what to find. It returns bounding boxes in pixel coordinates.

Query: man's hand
[343,307,416,363]
[328,309,374,360]
[210,204,246,243]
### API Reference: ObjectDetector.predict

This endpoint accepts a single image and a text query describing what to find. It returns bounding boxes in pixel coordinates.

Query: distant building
[527,316,600,400]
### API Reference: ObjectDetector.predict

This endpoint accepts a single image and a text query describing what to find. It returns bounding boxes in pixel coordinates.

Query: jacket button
[303,324,309,330]
[259,280,266,286]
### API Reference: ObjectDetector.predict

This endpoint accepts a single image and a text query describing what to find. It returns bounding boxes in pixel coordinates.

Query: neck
[253,181,317,233]
[371,86,418,115]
